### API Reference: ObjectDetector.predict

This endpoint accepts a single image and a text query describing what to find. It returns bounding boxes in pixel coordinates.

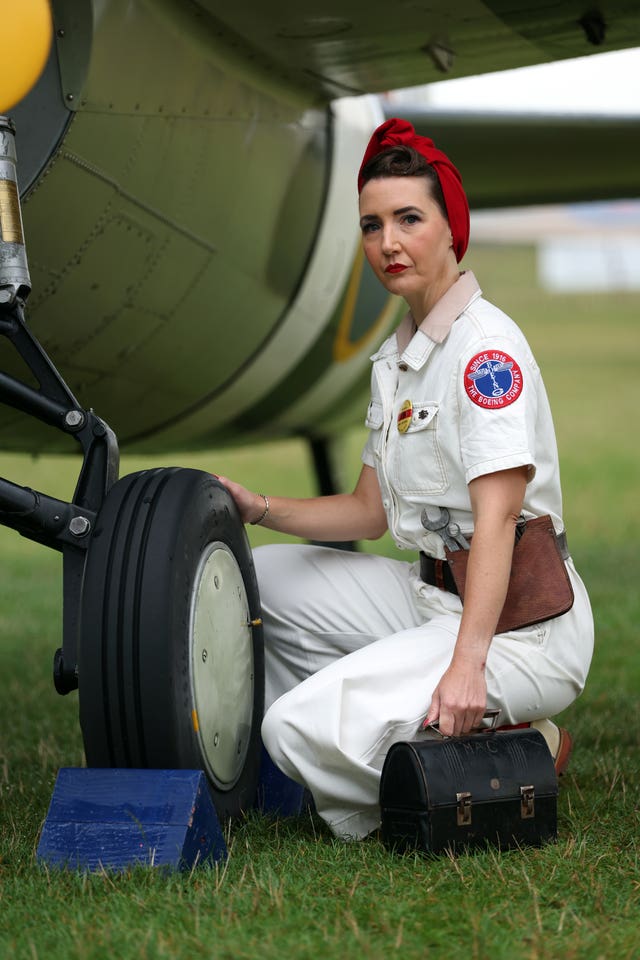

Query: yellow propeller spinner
[0,0,53,113]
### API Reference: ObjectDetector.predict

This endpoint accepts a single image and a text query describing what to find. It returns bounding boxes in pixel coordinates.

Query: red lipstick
[385,263,408,274]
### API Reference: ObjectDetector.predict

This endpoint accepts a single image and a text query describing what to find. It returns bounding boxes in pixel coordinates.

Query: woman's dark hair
[359,145,448,222]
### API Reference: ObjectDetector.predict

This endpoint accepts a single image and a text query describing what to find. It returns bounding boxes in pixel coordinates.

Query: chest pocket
[390,401,448,496]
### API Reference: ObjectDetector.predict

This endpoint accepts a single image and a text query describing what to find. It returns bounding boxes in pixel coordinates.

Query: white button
[383,500,390,508]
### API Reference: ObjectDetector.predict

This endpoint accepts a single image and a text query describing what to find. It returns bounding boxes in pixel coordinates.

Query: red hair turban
[358,117,470,263]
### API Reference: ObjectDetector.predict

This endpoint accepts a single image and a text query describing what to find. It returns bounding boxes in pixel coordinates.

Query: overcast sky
[412,47,640,114]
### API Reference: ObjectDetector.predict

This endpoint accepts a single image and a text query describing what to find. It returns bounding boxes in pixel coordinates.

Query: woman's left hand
[423,655,487,737]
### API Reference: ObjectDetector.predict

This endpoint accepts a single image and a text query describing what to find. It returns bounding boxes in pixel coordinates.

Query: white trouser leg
[254,543,424,710]
[257,545,594,840]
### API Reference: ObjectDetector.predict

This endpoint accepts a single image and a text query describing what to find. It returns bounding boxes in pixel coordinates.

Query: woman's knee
[261,694,297,772]
[252,543,290,594]
[252,543,317,615]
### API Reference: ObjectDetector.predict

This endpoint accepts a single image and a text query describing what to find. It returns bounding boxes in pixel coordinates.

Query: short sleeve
[361,397,384,467]
[458,340,538,484]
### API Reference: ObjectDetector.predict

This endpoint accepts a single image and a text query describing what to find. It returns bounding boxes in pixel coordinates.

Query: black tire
[78,467,264,818]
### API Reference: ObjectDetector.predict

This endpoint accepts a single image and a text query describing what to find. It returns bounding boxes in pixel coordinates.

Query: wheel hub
[189,541,254,789]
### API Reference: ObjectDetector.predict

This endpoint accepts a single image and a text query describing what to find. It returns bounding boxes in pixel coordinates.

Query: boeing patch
[464,351,523,409]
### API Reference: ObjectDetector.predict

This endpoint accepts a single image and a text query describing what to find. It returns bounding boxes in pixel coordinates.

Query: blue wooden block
[255,745,310,817]
[37,769,227,872]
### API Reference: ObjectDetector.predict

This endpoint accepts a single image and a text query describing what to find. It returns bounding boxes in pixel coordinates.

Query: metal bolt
[57,29,65,38]
[69,516,91,537]
[214,576,220,589]
[579,11,606,46]
[64,409,84,428]
[66,93,74,102]
[201,649,208,662]
[213,733,219,747]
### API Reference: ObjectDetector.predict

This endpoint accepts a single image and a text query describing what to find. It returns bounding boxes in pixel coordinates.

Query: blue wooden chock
[37,768,227,872]
[255,745,311,817]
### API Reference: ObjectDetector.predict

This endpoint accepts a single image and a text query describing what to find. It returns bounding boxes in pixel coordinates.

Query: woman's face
[358,175,458,317]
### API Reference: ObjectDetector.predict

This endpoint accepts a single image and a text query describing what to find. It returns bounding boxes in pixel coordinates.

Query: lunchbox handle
[425,708,501,738]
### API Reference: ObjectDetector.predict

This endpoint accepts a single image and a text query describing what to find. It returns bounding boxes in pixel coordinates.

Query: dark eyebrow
[359,205,424,228]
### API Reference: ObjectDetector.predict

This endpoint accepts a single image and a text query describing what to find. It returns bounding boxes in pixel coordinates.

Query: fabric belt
[419,529,569,595]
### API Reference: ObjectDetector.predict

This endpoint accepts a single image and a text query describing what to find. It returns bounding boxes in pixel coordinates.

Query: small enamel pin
[397,399,413,433]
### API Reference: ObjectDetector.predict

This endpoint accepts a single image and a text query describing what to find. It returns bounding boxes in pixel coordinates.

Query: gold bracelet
[250,494,269,525]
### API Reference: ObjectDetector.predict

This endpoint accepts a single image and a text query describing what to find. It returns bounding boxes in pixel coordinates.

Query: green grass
[1,244,639,959]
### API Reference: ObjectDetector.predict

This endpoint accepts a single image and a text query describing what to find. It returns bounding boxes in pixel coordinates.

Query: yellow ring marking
[333,246,400,363]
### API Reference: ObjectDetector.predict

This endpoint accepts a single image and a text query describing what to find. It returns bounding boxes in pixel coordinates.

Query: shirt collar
[396,271,482,368]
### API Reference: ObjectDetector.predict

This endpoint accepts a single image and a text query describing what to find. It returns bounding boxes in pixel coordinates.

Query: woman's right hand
[213,464,387,542]
[215,475,266,525]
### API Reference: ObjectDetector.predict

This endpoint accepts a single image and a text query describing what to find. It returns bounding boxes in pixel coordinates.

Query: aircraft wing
[192,1,639,99]
[389,107,640,207]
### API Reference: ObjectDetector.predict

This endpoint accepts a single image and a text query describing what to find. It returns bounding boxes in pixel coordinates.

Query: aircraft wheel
[78,467,264,818]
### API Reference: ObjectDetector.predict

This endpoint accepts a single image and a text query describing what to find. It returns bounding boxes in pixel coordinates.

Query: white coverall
[259,271,594,839]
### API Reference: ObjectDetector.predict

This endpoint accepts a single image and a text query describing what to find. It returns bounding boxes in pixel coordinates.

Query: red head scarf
[357,117,470,263]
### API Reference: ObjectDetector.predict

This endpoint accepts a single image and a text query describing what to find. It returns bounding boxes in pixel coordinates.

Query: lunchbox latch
[456,791,472,826]
[520,785,535,819]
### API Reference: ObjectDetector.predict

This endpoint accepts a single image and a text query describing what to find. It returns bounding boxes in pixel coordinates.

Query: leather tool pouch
[445,514,574,633]
[380,727,558,856]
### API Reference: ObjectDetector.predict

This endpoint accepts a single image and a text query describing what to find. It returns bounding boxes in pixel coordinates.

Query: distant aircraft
[1,1,639,816]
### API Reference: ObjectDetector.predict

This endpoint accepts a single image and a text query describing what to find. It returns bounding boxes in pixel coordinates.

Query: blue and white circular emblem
[464,351,523,408]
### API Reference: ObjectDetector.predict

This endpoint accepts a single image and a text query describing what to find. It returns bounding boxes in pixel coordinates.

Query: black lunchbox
[380,727,558,855]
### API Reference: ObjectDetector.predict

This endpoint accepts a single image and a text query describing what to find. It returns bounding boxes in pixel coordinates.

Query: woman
[219,118,594,840]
